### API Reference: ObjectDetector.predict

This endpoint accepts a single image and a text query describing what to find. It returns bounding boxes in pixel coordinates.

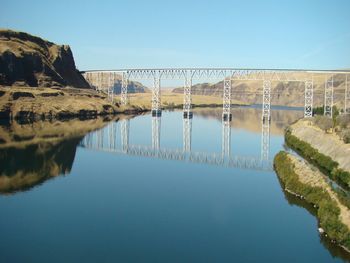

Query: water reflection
[1,107,348,262]
[0,138,80,194]
[277,176,350,262]
[0,117,119,194]
[80,114,272,171]
[0,107,302,194]
[194,106,303,135]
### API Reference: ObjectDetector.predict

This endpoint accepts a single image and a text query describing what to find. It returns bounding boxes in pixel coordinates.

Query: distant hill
[172,73,348,108]
[0,29,90,88]
[112,78,150,94]
[85,73,150,94]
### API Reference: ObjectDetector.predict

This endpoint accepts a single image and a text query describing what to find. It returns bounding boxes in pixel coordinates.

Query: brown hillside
[0,29,90,88]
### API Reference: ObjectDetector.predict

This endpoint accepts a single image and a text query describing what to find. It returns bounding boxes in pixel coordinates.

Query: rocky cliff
[0,29,90,88]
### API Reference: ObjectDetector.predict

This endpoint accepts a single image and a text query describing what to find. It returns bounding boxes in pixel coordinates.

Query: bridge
[82,68,350,120]
[80,68,349,170]
[79,116,273,171]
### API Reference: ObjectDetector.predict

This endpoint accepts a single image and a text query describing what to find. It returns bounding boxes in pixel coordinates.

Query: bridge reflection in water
[79,113,272,171]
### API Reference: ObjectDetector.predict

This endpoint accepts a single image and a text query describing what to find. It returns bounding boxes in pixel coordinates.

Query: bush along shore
[274,152,350,252]
[285,129,350,190]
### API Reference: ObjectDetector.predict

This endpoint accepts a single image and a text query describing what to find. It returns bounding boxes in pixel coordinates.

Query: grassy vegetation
[285,129,350,189]
[311,106,350,144]
[313,106,341,132]
[337,115,350,144]
[313,106,339,117]
[312,106,325,116]
[333,188,350,211]
[126,91,246,109]
[274,151,350,250]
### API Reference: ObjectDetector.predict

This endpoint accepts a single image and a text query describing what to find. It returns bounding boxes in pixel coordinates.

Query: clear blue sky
[2,0,350,70]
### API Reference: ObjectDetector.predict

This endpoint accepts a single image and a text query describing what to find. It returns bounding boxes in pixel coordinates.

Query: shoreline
[285,119,350,189]
[0,86,246,123]
[283,183,350,255]
[274,117,350,255]
[274,151,350,254]
[0,86,306,124]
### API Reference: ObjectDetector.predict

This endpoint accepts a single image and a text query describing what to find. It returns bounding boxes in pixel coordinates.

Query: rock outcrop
[0,29,90,88]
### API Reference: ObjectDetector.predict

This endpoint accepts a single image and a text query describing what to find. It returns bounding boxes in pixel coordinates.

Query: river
[0,106,349,262]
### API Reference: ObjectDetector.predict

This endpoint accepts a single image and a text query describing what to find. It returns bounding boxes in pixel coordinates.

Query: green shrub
[332,169,350,189]
[274,151,350,249]
[334,188,350,210]
[313,106,324,116]
[285,130,339,174]
[284,130,350,188]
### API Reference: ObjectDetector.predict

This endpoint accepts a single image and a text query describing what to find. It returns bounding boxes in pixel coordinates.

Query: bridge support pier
[183,74,193,118]
[121,72,128,106]
[107,72,115,103]
[222,78,232,121]
[324,75,334,117]
[261,79,271,161]
[262,80,271,123]
[95,72,101,93]
[345,75,350,114]
[304,79,313,117]
[152,76,162,116]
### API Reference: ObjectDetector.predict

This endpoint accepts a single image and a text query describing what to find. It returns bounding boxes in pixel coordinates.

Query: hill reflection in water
[193,106,303,135]
[0,106,303,194]
[0,117,123,194]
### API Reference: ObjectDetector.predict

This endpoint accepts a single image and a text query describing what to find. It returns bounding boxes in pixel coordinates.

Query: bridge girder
[83,68,350,119]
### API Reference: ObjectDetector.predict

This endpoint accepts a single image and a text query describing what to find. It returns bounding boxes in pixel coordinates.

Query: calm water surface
[0,107,349,262]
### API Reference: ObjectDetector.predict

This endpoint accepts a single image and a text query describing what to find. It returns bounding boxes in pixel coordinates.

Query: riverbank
[274,116,350,253]
[0,87,248,122]
[0,115,138,194]
[286,118,350,189]
[0,86,149,121]
[274,152,350,252]
[290,118,350,171]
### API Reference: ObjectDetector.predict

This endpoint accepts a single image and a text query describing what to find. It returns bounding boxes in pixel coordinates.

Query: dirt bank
[290,118,350,172]
[274,151,350,252]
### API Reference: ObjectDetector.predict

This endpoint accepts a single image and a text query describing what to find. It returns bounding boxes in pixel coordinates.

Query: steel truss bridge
[82,68,350,119]
[79,117,273,171]
[81,68,350,170]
